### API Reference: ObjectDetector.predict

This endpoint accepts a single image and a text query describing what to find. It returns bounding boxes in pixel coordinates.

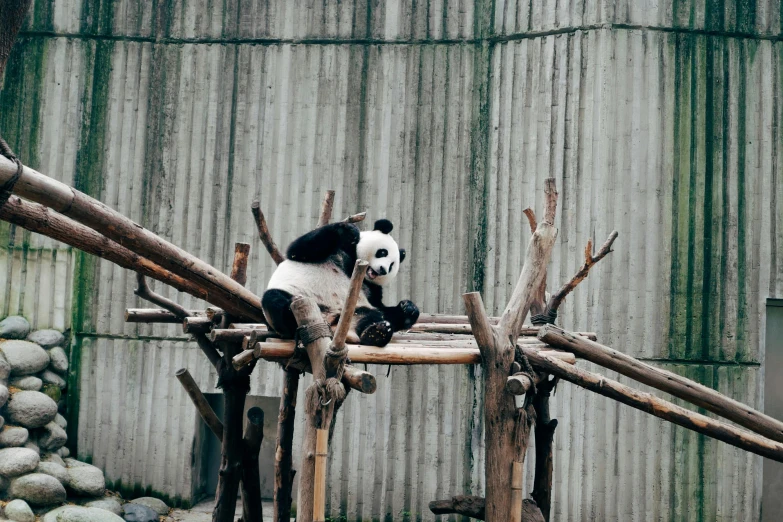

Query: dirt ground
[166,500,279,522]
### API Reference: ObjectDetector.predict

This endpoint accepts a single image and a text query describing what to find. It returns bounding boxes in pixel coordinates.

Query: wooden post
[0,0,33,79]
[274,369,300,522]
[241,407,264,522]
[291,296,333,522]
[531,382,557,522]
[317,190,335,227]
[313,429,329,522]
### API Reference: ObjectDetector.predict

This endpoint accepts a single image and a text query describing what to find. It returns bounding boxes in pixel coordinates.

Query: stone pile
[0,316,172,522]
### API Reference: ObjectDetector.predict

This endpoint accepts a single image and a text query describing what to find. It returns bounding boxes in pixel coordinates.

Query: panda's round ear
[374,219,394,234]
[399,248,406,263]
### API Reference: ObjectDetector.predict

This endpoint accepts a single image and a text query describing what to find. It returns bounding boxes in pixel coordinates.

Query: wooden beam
[539,325,783,444]
[0,196,209,303]
[126,308,206,323]
[329,259,368,354]
[0,157,265,321]
[252,340,574,366]
[521,346,783,463]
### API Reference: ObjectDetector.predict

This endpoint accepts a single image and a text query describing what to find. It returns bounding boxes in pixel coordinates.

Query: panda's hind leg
[355,307,394,347]
[261,289,297,338]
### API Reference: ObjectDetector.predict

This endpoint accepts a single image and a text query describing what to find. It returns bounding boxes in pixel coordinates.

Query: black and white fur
[261,219,419,347]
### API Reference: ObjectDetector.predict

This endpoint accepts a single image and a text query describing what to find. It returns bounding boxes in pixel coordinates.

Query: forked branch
[547,231,618,314]
[317,190,336,227]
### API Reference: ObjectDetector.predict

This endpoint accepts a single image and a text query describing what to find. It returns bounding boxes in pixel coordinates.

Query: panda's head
[356,219,406,287]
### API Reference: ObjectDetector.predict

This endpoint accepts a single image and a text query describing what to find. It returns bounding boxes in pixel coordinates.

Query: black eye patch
[376,249,388,258]
[389,262,395,272]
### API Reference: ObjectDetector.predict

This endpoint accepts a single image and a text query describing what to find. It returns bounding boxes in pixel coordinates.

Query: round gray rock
[59,446,70,457]
[4,499,35,522]
[35,460,68,484]
[47,347,69,373]
[84,498,123,516]
[0,352,10,381]
[122,503,158,522]
[129,497,169,516]
[0,425,29,447]
[38,421,67,451]
[0,316,31,340]
[24,440,40,453]
[9,375,43,391]
[6,390,58,428]
[40,370,67,389]
[0,383,8,407]
[54,414,67,430]
[8,473,66,506]
[40,452,65,467]
[66,461,105,497]
[0,447,39,477]
[26,330,65,349]
[0,340,49,376]
[43,506,125,522]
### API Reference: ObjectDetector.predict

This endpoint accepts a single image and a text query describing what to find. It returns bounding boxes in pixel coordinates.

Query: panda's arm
[365,284,420,331]
[286,222,360,263]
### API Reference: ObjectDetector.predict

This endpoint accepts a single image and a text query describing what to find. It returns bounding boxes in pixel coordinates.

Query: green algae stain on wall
[66,39,115,456]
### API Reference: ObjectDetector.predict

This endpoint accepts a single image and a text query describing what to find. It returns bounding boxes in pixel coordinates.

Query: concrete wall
[1,0,782,519]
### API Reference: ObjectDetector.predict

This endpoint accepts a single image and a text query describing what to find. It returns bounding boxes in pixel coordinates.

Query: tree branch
[175,368,224,441]
[546,231,618,314]
[523,208,537,234]
[251,201,285,265]
[317,190,335,227]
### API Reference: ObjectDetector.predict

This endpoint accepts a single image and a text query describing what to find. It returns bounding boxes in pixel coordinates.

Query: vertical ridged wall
[1,0,781,519]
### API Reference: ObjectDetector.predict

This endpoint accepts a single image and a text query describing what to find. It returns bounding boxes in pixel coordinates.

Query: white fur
[356,230,401,286]
[267,260,372,313]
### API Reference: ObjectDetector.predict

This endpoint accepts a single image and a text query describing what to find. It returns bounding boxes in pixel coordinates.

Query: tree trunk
[240,407,264,522]
[0,0,32,80]
[531,389,557,522]
[213,344,250,522]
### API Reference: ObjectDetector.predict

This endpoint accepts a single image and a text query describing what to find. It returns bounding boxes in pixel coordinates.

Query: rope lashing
[286,322,333,372]
[0,137,23,209]
[513,340,538,397]
[295,321,347,413]
[531,308,558,326]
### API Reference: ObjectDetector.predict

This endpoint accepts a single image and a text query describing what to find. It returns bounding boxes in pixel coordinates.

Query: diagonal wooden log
[0,196,208,303]
[0,156,265,321]
[252,201,285,265]
[539,325,783,444]
[175,368,224,441]
[521,346,783,463]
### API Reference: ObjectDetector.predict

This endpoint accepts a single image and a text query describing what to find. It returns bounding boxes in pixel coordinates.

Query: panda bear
[261,219,420,347]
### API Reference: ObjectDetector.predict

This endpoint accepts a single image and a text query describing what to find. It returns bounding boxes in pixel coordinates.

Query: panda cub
[261,219,420,347]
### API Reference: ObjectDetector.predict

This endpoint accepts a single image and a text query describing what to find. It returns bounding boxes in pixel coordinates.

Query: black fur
[261,288,297,338]
[263,221,420,344]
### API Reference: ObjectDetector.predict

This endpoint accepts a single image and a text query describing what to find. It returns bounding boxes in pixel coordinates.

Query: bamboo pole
[510,462,523,522]
[521,347,783,463]
[313,429,329,522]
[538,325,783,444]
[175,369,224,441]
[0,157,265,321]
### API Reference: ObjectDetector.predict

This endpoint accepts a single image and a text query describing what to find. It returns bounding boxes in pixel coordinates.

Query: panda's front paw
[360,320,394,347]
[397,300,420,329]
[332,222,361,247]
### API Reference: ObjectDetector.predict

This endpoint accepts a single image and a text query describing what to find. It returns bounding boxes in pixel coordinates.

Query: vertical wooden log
[212,342,249,522]
[317,190,336,227]
[531,388,557,522]
[291,297,332,522]
[231,243,251,286]
[511,461,524,522]
[313,429,329,522]
[241,407,264,522]
[0,0,33,79]
[274,369,300,522]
